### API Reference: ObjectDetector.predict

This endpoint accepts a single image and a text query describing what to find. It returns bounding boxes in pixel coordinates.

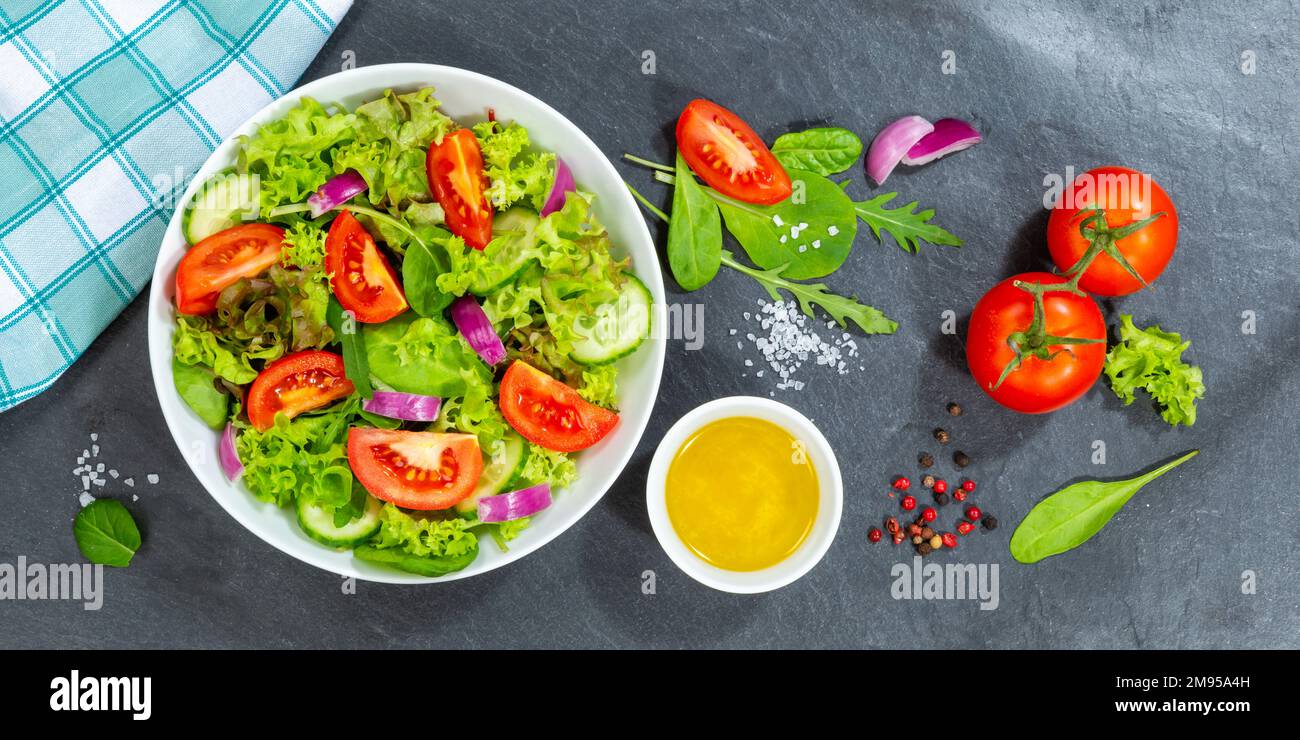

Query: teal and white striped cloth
[0,0,350,412]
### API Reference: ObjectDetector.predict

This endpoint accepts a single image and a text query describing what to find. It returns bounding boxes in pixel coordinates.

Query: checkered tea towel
[0,0,351,412]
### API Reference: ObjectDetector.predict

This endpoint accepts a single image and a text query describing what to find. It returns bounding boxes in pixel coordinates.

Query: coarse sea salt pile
[70,432,157,507]
[731,299,863,392]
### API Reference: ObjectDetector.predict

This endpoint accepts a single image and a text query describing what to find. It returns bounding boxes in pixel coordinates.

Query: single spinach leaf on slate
[73,499,141,567]
[327,297,373,398]
[403,226,454,316]
[853,192,962,254]
[667,150,722,290]
[771,127,863,176]
[171,357,229,429]
[710,169,857,280]
[1009,450,1199,564]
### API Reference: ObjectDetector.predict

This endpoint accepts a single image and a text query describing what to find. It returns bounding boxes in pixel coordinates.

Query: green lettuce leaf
[357,504,480,574]
[239,97,356,214]
[472,121,555,211]
[1105,315,1205,427]
[235,398,357,508]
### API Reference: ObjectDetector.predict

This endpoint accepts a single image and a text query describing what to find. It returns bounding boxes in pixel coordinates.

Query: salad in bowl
[153,65,661,581]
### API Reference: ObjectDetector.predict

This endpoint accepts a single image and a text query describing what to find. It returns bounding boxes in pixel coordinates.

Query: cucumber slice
[455,432,529,516]
[470,208,540,295]
[296,494,383,549]
[182,172,258,244]
[565,274,653,365]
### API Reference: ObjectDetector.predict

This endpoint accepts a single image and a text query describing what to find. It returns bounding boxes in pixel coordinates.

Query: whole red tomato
[1046,165,1178,296]
[966,273,1107,414]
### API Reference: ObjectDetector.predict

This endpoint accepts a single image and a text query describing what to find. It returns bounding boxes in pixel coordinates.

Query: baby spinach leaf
[720,251,897,334]
[771,127,863,176]
[1009,450,1199,563]
[327,297,373,399]
[709,170,858,280]
[73,499,141,568]
[854,192,962,254]
[172,357,229,429]
[353,544,477,576]
[403,226,454,316]
[667,150,722,290]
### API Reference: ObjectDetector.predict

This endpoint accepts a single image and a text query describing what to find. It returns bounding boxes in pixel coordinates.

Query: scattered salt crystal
[109,469,119,479]
[797,244,807,253]
[827,225,839,236]
[132,494,139,502]
[96,463,105,473]
[78,492,96,507]
[91,444,99,456]
[779,235,787,244]
[733,299,865,392]
[76,457,85,465]
[124,478,135,487]
[797,222,808,229]
[93,478,105,487]
[745,359,753,367]
[812,240,821,249]
[90,433,98,442]
[81,476,90,490]
[772,214,784,226]
[729,329,736,336]
[147,474,159,484]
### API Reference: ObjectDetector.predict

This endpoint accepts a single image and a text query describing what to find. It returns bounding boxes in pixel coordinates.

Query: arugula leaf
[326,298,373,399]
[73,500,141,567]
[853,192,962,254]
[171,357,229,429]
[696,170,857,280]
[1105,315,1204,427]
[1010,451,1198,563]
[771,127,862,176]
[667,150,722,290]
[720,251,897,334]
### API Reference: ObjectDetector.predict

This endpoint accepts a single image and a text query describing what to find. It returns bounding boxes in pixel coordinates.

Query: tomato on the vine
[966,272,1106,414]
[1046,165,1178,297]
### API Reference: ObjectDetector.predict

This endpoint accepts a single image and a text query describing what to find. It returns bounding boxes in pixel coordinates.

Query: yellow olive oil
[665,416,819,571]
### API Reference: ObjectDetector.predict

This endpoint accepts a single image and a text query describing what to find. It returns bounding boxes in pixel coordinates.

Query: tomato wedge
[499,361,618,453]
[675,98,792,205]
[347,429,483,510]
[325,210,408,323]
[247,350,355,431]
[427,128,494,249]
[175,223,285,315]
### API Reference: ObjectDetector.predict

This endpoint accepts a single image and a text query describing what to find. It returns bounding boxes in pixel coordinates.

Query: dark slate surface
[2,0,1297,649]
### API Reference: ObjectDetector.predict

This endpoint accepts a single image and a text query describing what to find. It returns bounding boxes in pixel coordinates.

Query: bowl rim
[147,63,665,584]
[645,396,843,594]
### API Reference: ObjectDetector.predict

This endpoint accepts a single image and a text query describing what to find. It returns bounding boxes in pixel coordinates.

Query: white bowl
[148,64,665,583]
[645,397,843,593]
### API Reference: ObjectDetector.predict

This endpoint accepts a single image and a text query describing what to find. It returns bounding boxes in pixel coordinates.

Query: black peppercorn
[982,516,999,531]
[947,402,963,417]
[934,428,950,444]
[916,542,933,556]
[934,492,950,506]
[953,450,971,468]
[918,452,934,468]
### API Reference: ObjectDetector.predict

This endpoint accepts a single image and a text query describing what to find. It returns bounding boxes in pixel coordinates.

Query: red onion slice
[901,118,981,166]
[308,170,368,218]
[449,295,506,366]
[477,483,552,523]
[220,423,243,481]
[539,157,575,217]
[361,391,443,422]
[865,115,933,185]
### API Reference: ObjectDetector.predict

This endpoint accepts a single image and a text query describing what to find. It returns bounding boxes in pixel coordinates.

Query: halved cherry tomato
[247,350,354,431]
[325,210,408,323]
[175,223,284,314]
[966,273,1106,414]
[499,361,618,452]
[427,128,493,249]
[1047,166,1179,297]
[675,98,792,205]
[347,429,483,510]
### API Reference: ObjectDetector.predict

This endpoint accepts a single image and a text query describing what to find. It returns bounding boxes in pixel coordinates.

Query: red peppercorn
[966,506,982,521]
[901,495,917,511]
[868,527,882,543]
[953,490,967,503]
[893,476,911,491]
[932,479,948,494]
[957,521,975,535]
[921,507,937,522]
[941,532,958,548]
[961,480,976,492]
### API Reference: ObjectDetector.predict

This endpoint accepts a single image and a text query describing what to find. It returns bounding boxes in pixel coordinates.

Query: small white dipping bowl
[645,396,843,594]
